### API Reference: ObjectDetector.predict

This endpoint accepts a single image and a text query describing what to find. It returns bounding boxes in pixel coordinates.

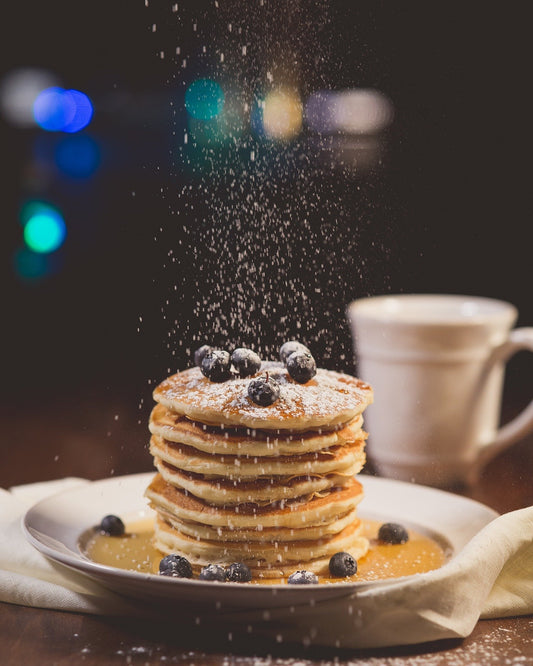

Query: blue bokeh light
[62,89,93,133]
[33,87,93,132]
[55,134,100,178]
[33,87,75,131]
[250,100,266,138]
[185,79,225,121]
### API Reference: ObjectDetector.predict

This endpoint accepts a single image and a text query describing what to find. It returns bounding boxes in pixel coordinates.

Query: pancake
[149,435,366,479]
[153,515,369,578]
[154,458,357,504]
[145,473,365,529]
[157,506,360,542]
[149,404,365,457]
[153,362,373,431]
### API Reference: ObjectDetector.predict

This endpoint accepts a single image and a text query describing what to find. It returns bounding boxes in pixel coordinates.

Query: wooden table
[1,387,532,665]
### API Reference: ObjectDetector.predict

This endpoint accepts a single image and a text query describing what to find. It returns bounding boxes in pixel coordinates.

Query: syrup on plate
[83,518,448,584]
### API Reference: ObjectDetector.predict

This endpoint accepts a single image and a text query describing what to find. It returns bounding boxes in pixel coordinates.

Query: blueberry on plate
[247,374,280,406]
[231,348,261,377]
[286,350,317,384]
[378,522,409,545]
[226,562,252,583]
[279,340,311,365]
[201,350,232,382]
[99,514,125,537]
[199,564,226,581]
[194,344,213,368]
[287,570,318,585]
[329,551,358,578]
[158,554,193,578]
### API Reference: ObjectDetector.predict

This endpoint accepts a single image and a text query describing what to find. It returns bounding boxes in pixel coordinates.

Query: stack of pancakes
[145,361,373,579]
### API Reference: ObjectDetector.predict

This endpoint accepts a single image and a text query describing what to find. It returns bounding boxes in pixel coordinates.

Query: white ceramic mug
[347,294,533,487]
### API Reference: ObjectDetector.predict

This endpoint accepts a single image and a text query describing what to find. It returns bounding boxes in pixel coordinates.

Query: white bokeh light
[0,67,61,127]
[305,88,393,135]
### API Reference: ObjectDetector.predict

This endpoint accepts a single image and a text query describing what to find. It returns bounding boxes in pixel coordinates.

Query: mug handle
[474,327,533,475]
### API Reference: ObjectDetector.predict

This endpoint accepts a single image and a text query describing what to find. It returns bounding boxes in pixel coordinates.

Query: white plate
[23,472,498,612]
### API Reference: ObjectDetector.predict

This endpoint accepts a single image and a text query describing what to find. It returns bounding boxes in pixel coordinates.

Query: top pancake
[153,361,373,431]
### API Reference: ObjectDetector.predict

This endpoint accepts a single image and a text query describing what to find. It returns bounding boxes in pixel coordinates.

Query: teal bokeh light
[23,206,66,253]
[13,247,50,281]
[185,79,225,121]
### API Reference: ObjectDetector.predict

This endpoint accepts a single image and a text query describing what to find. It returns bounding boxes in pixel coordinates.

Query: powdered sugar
[153,362,372,429]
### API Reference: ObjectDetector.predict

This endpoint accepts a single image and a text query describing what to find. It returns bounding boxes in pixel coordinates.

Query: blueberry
[287,570,318,585]
[201,350,232,382]
[231,348,261,377]
[194,344,213,368]
[247,375,280,406]
[329,551,358,578]
[286,351,317,383]
[378,522,409,545]
[279,340,311,365]
[199,564,226,581]
[99,514,125,537]
[158,554,193,578]
[226,562,252,583]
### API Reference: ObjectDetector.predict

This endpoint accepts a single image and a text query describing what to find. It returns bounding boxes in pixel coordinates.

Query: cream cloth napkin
[0,478,143,617]
[1,478,532,649]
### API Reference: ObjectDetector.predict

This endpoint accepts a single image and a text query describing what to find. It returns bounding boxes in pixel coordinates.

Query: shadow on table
[98,614,463,661]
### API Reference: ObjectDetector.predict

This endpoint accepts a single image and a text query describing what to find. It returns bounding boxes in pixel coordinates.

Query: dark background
[1,1,531,481]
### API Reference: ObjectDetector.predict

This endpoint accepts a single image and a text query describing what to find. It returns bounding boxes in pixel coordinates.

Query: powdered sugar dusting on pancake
[153,361,373,430]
